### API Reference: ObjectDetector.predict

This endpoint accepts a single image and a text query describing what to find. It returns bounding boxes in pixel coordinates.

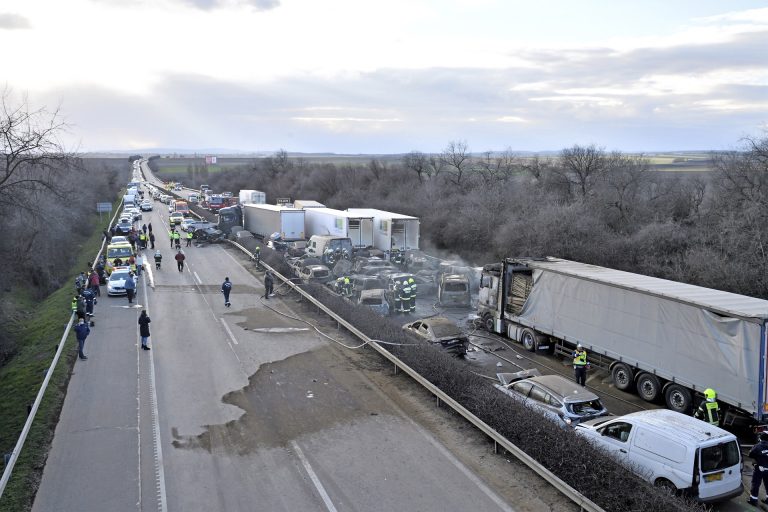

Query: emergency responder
[186,230,193,247]
[169,229,175,248]
[343,276,352,298]
[72,294,86,322]
[400,279,412,315]
[393,281,402,314]
[82,287,96,325]
[173,230,181,249]
[139,232,147,250]
[408,276,417,313]
[254,245,261,269]
[694,388,720,426]
[573,343,588,387]
[748,432,768,506]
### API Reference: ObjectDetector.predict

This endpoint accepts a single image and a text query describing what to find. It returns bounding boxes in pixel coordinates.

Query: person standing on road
[221,277,232,307]
[89,270,101,296]
[82,287,96,325]
[136,254,144,277]
[573,343,588,387]
[263,271,274,299]
[173,230,181,249]
[186,230,193,247]
[148,222,153,234]
[125,272,136,304]
[175,250,186,272]
[169,229,175,249]
[142,223,147,235]
[149,231,155,249]
[694,388,720,426]
[74,318,90,360]
[749,432,768,506]
[72,295,86,322]
[138,310,151,350]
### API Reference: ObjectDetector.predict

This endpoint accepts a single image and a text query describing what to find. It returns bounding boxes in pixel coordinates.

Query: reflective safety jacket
[573,349,588,367]
[695,399,720,426]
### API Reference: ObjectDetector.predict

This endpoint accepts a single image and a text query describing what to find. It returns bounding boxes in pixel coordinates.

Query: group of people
[392,277,417,314]
[168,227,194,249]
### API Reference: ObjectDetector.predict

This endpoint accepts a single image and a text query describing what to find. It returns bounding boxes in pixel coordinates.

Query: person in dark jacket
[149,231,155,249]
[138,310,151,350]
[175,250,185,272]
[82,288,96,324]
[74,318,90,360]
[264,271,274,299]
[221,277,232,307]
[749,432,768,505]
[124,273,136,304]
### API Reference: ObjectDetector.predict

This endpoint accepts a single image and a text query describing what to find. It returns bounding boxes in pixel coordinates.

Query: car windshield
[110,272,129,281]
[700,441,740,472]
[566,399,605,416]
[444,282,467,292]
[108,246,133,258]
[313,269,329,278]
[430,323,462,338]
[362,297,383,305]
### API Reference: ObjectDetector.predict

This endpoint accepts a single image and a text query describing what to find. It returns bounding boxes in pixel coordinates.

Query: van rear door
[696,438,742,502]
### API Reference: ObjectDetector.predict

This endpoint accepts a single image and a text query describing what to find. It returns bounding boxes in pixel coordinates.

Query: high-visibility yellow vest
[573,350,588,366]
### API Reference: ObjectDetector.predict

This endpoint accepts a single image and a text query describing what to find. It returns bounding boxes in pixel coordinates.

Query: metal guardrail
[0,198,124,499]
[227,240,606,512]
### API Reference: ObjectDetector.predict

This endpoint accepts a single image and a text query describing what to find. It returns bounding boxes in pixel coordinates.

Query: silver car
[495,369,609,427]
[107,268,139,296]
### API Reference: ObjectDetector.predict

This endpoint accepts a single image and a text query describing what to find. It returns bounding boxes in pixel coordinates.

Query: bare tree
[711,135,768,208]
[440,140,471,186]
[403,150,428,183]
[0,91,76,212]
[368,159,386,181]
[476,149,518,185]
[555,144,616,198]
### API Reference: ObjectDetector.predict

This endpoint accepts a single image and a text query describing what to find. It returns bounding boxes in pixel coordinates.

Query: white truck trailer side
[294,200,326,209]
[346,208,419,253]
[478,257,768,426]
[304,208,374,248]
[242,204,305,241]
[239,189,266,205]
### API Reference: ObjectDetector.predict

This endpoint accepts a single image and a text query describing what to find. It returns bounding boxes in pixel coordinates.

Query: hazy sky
[1,0,767,153]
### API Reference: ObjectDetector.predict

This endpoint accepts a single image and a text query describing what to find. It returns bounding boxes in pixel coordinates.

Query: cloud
[178,0,279,11]
[0,13,31,29]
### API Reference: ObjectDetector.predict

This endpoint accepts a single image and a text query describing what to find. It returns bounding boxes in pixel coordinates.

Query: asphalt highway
[32,203,525,512]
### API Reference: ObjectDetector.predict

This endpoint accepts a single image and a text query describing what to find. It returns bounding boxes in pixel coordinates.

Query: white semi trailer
[478,257,768,427]
[346,208,419,254]
[304,208,374,248]
[241,204,305,241]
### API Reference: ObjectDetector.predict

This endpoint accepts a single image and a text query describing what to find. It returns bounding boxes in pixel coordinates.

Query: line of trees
[0,93,128,364]
[205,135,768,299]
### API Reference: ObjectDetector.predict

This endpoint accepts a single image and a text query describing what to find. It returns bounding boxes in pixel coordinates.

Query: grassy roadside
[0,211,111,511]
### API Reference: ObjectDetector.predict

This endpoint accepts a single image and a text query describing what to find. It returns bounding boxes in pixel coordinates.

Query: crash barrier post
[0,199,123,499]
[226,240,606,512]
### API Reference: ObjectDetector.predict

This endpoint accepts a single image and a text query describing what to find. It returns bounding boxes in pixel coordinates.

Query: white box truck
[304,208,374,248]
[478,257,768,427]
[239,189,266,205]
[346,208,419,253]
[242,204,305,241]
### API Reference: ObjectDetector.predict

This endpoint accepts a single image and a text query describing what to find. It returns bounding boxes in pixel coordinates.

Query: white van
[576,410,742,503]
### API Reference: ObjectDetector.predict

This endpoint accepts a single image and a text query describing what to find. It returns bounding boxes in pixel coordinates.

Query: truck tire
[611,363,635,392]
[521,329,537,352]
[636,372,662,402]
[664,384,692,414]
[483,314,495,333]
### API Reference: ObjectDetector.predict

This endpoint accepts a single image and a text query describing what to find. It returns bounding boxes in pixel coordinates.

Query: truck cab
[306,235,353,265]
[217,206,242,234]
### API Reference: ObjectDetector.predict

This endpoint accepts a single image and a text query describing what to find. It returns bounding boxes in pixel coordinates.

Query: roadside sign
[276,198,291,206]
[96,202,112,213]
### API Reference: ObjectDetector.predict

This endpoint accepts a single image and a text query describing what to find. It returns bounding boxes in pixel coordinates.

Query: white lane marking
[290,441,338,512]
[220,317,238,345]
[193,271,202,285]
[142,281,168,512]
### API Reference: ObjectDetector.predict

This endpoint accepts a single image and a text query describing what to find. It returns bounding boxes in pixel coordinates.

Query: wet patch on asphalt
[171,347,387,454]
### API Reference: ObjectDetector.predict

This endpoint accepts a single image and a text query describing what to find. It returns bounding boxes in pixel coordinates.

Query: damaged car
[402,317,469,356]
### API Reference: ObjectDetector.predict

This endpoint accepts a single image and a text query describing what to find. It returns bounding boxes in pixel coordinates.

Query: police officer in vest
[694,388,720,426]
[573,343,588,387]
[186,230,194,247]
[748,432,768,506]
[342,276,352,298]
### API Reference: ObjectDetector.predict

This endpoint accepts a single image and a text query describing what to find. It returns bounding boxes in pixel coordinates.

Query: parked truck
[218,203,304,241]
[239,189,266,205]
[346,208,419,263]
[304,208,374,249]
[477,257,768,426]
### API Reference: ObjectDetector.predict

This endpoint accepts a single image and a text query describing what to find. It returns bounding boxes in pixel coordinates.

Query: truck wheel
[664,384,692,414]
[611,363,635,392]
[636,372,662,402]
[483,314,495,333]
[521,329,537,352]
